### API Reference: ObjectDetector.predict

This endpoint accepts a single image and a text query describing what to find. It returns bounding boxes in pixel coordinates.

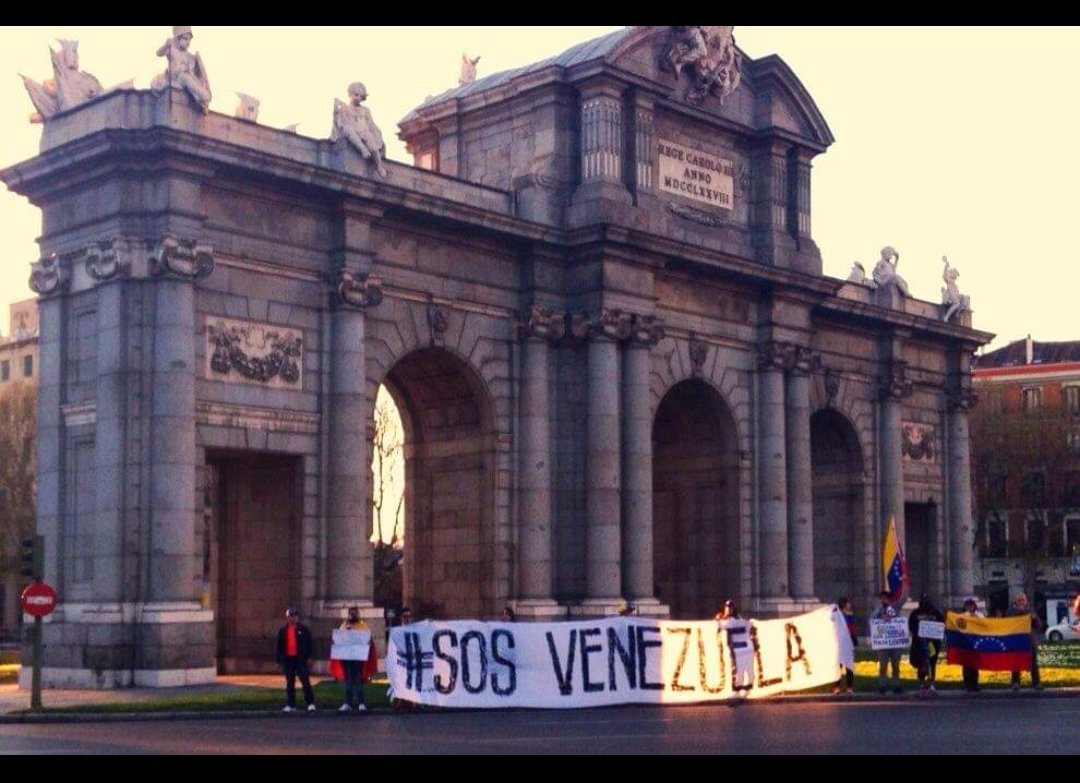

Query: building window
[984,515,1008,558]
[987,471,1007,507]
[0,360,8,382]
[1021,386,1042,413]
[983,391,1003,414]
[1022,471,1045,507]
[22,354,32,378]
[1066,386,1080,416]
[1024,514,1046,552]
[1069,431,1080,456]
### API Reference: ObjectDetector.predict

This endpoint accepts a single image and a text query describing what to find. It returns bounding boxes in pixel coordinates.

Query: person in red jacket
[276,606,316,713]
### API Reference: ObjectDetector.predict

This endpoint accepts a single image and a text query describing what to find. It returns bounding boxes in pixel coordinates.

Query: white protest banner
[331,629,371,661]
[917,620,945,641]
[387,606,850,709]
[870,618,910,650]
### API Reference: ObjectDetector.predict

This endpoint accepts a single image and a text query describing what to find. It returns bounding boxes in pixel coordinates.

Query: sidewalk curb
[2,688,1077,724]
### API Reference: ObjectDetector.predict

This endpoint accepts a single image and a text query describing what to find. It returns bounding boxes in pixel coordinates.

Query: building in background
[972,336,1080,619]
[0,298,38,643]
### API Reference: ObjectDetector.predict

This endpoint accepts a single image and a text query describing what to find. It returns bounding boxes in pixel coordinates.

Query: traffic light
[20,535,43,581]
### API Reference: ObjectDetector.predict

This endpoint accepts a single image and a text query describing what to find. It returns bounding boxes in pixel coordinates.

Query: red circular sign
[21,582,58,618]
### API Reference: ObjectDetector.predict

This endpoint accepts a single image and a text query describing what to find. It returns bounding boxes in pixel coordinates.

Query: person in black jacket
[908,594,944,694]
[276,606,316,712]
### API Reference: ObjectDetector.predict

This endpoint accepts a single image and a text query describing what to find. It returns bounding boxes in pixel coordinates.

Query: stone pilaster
[622,315,664,607]
[631,97,655,199]
[571,83,631,208]
[515,304,564,609]
[326,269,383,604]
[147,236,213,602]
[757,341,789,598]
[785,347,816,601]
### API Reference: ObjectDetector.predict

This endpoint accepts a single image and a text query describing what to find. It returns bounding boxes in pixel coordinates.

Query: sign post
[19,535,54,711]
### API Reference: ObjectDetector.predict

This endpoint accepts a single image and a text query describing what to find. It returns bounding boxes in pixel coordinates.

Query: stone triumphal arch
[3,26,990,686]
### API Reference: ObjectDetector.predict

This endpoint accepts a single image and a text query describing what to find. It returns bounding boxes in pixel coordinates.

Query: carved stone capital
[331,269,383,310]
[629,315,665,348]
[791,346,820,376]
[879,360,914,401]
[571,309,633,343]
[948,388,979,412]
[149,235,214,281]
[85,240,130,283]
[516,304,566,345]
[29,252,70,298]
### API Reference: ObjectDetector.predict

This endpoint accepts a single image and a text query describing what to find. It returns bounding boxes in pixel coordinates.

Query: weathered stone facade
[2,26,991,686]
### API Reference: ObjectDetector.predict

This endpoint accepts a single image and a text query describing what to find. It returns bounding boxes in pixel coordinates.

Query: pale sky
[1,26,1078,353]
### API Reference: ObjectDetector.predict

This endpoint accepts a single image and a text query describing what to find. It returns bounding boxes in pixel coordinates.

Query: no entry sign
[21,582,57,618]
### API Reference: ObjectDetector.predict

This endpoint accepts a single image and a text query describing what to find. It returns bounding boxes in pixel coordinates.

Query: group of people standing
[274,605,389,714]
[862,590,1046,696]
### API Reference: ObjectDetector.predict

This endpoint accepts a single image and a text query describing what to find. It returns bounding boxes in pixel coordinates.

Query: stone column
[148,236,213,602]
[622,316,664,608]
[87,242,132,602]
[574,309,632,606]
[879,360,912,543]
[516,305,564,612]
[785,348,816,600]
[947,388,977,603]
[757,342,789,598]
[326,270,383,604]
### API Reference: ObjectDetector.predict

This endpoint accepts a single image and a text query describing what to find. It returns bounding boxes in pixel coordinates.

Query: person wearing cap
[1006,592,1043,691]
[276,606,316,713]
[617,600,636,617]
[870,590,903,695]
[960,597,982,693]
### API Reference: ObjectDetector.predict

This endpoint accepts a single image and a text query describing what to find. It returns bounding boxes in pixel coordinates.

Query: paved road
[1,695,1077,754]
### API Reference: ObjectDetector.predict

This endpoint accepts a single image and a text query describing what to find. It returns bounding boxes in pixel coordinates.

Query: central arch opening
[383,348,495,620]
[652,379,740,619]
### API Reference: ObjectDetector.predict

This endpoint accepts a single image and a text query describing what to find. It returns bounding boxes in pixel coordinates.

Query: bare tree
[370,387,404,607]
[0,383,36,576]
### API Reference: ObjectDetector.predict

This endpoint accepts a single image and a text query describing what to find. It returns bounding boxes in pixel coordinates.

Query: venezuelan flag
[944,612,1033,671]
[882,516,909,604]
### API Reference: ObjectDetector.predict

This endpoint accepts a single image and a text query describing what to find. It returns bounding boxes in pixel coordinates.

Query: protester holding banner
[715,599,740,621]
[333,606,376,713]
[907,594,944,694]
[1007,593,1042,691]
[870,590,905,695]
[833,597,857,695]
[960,598,982,693]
